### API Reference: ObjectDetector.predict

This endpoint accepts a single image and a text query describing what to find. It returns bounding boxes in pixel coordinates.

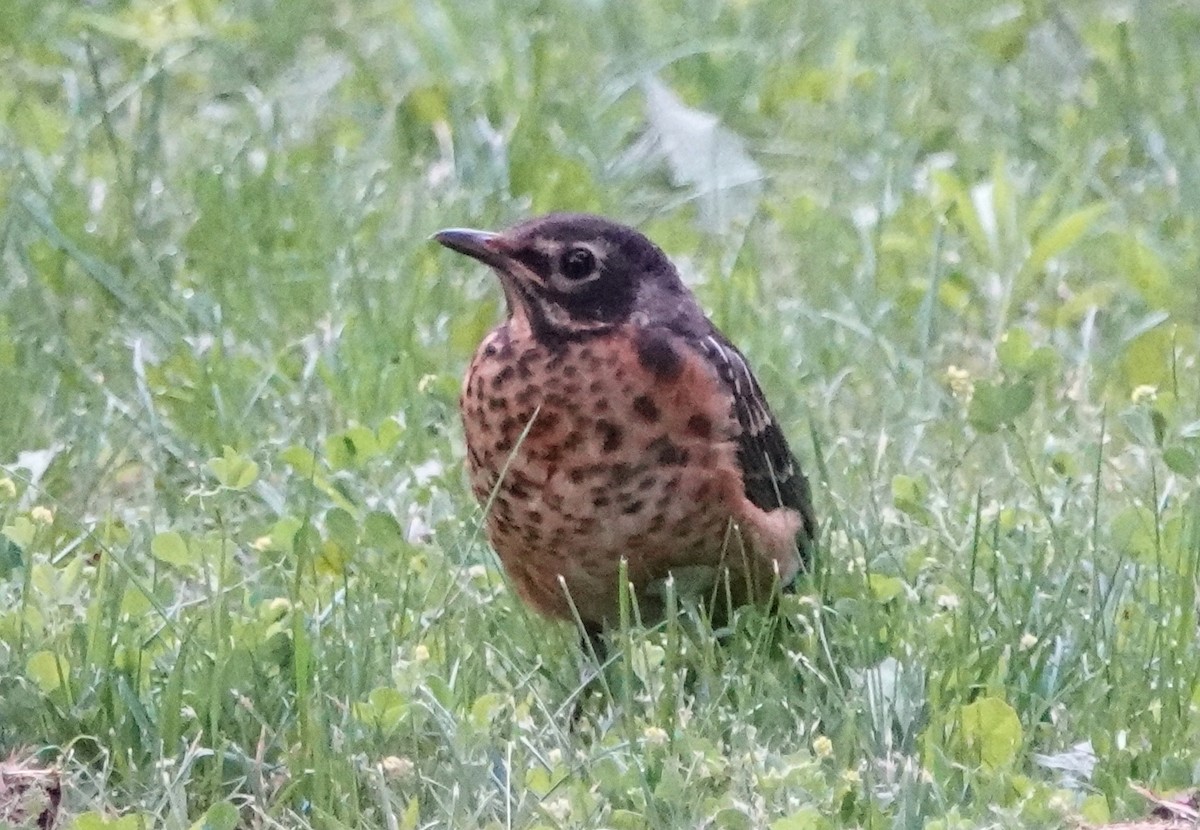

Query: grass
[2,0,1199,827]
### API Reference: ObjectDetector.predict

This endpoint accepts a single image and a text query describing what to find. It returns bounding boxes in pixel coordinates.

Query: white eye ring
[549,243,604,291]
[561,247,596,280]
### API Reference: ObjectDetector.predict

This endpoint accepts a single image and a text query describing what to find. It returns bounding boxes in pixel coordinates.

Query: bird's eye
[560,247,597,281]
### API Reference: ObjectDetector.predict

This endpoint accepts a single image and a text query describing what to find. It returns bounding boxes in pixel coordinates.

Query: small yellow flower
[1048,791,1073,814]
[30,506,54,525]
[643,726,669,747]
[413,644,430,662]
[1131,384,1158,404]
[1019,632,1038,651]
[379,756,414,779]
[812,735,834,759]
[0,478,15,500]
[251,535,273,551]
[944,365,975,401]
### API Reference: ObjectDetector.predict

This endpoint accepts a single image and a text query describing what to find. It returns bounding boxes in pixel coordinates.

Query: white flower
[936,593,960,611]
[541,797,571,822]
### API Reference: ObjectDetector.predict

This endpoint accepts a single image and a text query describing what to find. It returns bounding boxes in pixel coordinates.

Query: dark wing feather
[697,332,817,561]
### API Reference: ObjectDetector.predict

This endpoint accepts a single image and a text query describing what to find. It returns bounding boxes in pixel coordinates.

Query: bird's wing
[697,332,817,554]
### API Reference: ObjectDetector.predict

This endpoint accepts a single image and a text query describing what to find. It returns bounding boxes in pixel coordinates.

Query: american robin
[435,213,816,657]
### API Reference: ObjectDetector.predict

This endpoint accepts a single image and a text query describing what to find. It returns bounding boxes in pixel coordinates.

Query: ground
[1,1,1199,828]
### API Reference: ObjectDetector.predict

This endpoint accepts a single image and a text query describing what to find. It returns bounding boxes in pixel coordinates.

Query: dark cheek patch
[514,249,552,275]
[634,328,683,379]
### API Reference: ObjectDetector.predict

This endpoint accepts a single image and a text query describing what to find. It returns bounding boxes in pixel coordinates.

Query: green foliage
[951,696,1023,771]
[2,0,1200,827]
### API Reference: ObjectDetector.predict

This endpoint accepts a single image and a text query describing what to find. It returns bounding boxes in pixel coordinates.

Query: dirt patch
[0,751,61,829]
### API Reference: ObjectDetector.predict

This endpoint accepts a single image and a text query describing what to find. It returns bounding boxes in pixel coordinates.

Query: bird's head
[434,213,691,344]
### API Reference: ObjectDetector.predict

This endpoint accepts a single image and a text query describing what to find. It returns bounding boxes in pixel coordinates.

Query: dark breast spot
[492,364,515,388]
[596,419,624,453]
[686,413,713,439]
[527,409,560,439]
[515,385,542,407]
[634,328,684,379]
[510,470,536,490]
[516,351,540,379]
[632,395,660,423]
[569,463,606,484]
[609,463,636,486]
[648,436,688,466]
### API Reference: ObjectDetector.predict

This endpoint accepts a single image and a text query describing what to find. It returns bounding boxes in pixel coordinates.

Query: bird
[434,213,816,661]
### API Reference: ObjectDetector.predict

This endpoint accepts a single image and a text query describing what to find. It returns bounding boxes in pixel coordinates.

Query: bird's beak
[432,228,510,270]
